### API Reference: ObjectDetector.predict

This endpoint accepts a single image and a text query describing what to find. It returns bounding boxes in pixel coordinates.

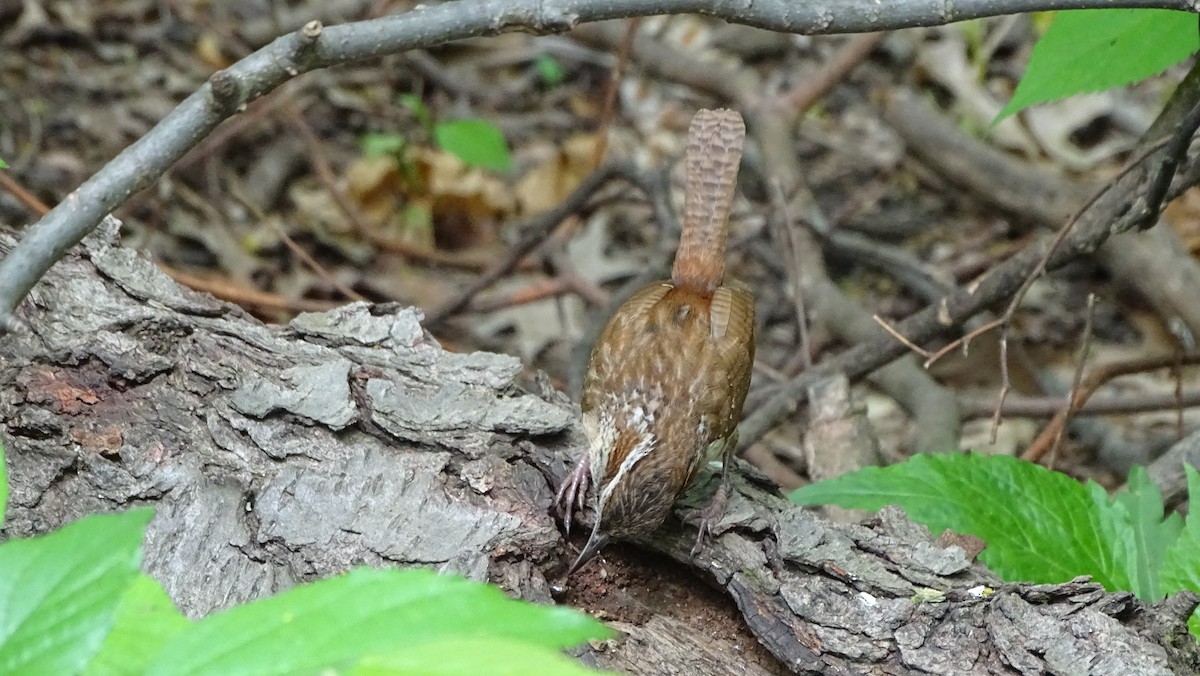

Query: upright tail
[671,108,746,296]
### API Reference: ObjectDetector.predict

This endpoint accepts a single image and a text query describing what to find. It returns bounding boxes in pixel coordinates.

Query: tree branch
[738,61,1200,451]
[0,0,1195,330]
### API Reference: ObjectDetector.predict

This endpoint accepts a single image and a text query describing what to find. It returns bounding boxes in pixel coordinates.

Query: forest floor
[2,2,1198,659]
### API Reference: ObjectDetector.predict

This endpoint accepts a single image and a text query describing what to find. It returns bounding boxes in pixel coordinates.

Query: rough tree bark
[1,221,1198,675]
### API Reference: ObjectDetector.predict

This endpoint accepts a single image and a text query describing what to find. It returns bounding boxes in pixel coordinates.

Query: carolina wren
[556,108,755,574]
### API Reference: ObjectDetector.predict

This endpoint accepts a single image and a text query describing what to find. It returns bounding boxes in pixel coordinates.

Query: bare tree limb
[1,0,1196,331]
[739,60,1200,452]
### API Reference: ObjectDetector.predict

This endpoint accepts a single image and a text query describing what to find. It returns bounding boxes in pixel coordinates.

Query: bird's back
[581,282,754,496]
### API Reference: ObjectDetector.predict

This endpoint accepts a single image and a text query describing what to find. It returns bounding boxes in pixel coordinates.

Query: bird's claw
[555,457,591,537]
[690,476,730,559]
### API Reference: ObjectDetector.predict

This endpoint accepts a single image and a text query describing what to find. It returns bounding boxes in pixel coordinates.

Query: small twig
[1003,140,1170,318]
[223,178,368,304]
[466,272,608,315]
[962,390,1200,419]
[272,220,368,302]
[752,359,791,383]
[159,265,338,314]
[975,107,1197,447]
[872,315,933,359]
[949,233,1032,283]
[742,64,1200,453]
[366,237,522,272]
[742,444,807,491]
[0,170,51,216]
[776,32,886,114]
[1022,352,1200,463]
[590,18,639,168]
[1170,318,1194,439]
[467,276,573,314]
[985,332,1009,444]
[771,178,813,369]
[922,317,1004,366]
[1049,293,1097,468]
[563,273,611,307]
[284,105,373,239]
[1174,347,1185,440]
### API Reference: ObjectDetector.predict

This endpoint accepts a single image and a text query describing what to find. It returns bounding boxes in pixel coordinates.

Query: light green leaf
[1092,467,1182,601]
[83,575,191,676]
[361,132,407,158]
[789,454,1120,588]
[146,567,611,676]
[399,93,433,132]
[535,54,566,86]
[434,120,513,172]
[351,637,604,676]
[1162,466,1200,636]
[0,509,154,675]
[996,9,1199,122]
[0,158,7,169]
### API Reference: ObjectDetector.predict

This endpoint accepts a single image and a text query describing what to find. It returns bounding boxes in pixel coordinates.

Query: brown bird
[556,108,755,574]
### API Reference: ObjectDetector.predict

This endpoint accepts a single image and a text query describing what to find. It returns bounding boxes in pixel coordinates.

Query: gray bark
[1,222,1197,674]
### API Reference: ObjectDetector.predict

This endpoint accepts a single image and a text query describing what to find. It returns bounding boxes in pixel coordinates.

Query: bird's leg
[691,431,737,557]
[555,456,591,537]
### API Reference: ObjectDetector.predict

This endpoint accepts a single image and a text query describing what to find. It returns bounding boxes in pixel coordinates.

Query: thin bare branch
[2,0,1195,331]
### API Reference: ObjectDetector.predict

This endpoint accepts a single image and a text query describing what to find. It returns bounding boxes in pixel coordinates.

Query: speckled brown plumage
[556,109,755,574]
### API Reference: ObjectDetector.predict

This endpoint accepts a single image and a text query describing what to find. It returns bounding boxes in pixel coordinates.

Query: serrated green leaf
[790,454,1121,588]
[996,9,1199,122]
[1093,467,1182,601]
[0,509,154,675]
[83,574,191,676]
[1164,466,1200,640]
[1162,466,1200,635]
[147,567,611,676]
[434,120,513,172]
[351,636,605,676]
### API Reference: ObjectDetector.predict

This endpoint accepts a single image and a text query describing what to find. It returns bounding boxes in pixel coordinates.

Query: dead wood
[1,221,1197,675]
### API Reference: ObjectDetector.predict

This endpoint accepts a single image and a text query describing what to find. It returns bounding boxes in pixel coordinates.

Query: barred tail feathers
[671,108,746,296]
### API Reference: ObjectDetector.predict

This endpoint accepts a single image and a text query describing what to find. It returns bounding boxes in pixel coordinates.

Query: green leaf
[83,575,191,676]
[789,454,1121,588]
[350,637,604,676]
[535,54,566,86]
[0,157,8,169]
[361,132,408,158]
[146,567,611,676]
[434,120,513,172]
[996,9,1199,122]
[399,93,433,132]
[1092,467,1182,601]
[0,509,154,675]
[1162,466,1200,636]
